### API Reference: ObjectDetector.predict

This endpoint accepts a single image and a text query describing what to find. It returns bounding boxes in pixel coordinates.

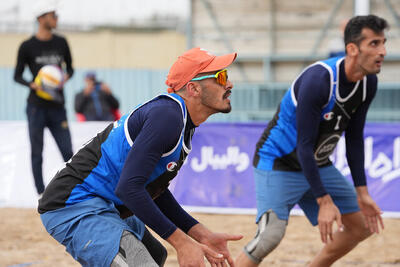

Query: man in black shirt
[13,1,74,195]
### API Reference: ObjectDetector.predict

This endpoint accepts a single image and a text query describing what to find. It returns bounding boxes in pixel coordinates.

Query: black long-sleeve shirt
[14,34,74,108]
[74,83,120,121]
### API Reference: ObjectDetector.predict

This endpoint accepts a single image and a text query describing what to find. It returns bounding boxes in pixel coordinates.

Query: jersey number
[334,115,342,130]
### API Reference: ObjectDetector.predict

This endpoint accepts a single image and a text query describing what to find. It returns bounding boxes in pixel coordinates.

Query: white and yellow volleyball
[34,65,64,101]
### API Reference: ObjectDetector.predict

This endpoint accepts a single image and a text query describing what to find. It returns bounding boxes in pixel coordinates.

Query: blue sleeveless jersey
[254,57,367,171]
[38,93,191,213]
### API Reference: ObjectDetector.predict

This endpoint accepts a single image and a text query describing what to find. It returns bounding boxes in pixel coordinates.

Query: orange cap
[165,47,237,93]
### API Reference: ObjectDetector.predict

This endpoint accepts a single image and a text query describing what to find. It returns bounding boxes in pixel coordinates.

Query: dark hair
[344,15,388,48]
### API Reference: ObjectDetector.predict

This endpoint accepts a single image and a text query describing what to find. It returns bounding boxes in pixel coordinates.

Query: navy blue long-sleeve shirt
[115,97,198,239]
[295,60,377,197]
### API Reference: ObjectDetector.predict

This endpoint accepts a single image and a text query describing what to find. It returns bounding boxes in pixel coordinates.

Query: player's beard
[201,85,232,114]
[357,48,384,75]
[220,90,232,113]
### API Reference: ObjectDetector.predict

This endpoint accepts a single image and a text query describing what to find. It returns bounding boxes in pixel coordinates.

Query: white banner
[0,121,109,208]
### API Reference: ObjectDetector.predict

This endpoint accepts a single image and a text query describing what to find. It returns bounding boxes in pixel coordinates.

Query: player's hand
[30,82,42,91]
[100,83,112,94]
[176,240,223,267]
[59,73,69,89]
[201,232,243,267]
[317,194,343,244]
[168,228,222,267]
[358,192,384,234]
[175,241,206,267]
[200,243,227,267]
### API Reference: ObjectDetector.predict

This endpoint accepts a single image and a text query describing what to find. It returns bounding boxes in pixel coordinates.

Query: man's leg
[236,210,287,267]
[47,107,73,162]
[236,168,308,267]
[26,104,46,194]
[309,211,371,267]
[306,166,372,266]
[141,229,167,266]
[111,230,158,267]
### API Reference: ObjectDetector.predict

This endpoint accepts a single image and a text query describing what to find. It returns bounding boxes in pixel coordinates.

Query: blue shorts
[40,197,145,267]
[254,165,359,226]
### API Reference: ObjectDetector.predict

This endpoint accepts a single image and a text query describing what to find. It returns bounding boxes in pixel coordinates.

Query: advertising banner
[171,122,400,216]
[1,121,399,217]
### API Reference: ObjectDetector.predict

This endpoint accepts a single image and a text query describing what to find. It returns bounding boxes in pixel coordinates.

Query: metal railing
[1,67,399,122]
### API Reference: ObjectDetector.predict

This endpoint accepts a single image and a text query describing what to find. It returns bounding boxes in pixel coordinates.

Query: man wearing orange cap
[38,47,242,267]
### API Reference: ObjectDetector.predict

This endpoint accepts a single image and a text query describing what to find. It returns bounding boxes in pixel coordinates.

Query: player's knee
[114,230,159,267]
[344,215,373,242]
[111,251,128,267]
[155,245,167,266]
[244,210,287,263]
[141,229,168,266]
[348,223,371,242]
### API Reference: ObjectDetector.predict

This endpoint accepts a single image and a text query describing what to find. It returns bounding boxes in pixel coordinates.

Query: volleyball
[34,64,64,101]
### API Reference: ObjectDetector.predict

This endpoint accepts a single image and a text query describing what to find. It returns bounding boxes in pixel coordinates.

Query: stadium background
[1,0,399,266]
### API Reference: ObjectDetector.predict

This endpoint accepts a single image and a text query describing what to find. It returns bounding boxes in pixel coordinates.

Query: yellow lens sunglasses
[191,69,228,86]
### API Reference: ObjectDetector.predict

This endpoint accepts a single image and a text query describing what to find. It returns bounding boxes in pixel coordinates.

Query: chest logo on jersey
[166,162,178,172]
[323,112,335,121]
[314,134,341,162]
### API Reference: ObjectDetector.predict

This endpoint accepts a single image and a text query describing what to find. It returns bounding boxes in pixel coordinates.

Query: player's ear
[186,81,201,97]
[346,43,359,57]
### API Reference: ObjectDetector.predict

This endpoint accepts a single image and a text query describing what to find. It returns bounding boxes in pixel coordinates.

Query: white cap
[33,0,58,18]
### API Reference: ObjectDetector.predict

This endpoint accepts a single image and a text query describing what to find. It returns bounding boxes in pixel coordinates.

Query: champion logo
[323,112,334,120]
[166,162,178,172]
